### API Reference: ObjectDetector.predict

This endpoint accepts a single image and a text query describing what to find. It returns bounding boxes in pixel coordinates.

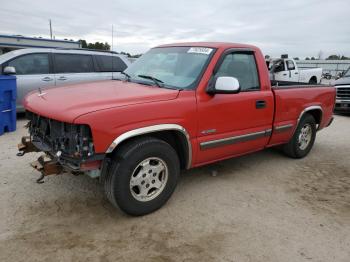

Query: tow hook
[30,155,63,184]
[17,136,39,156]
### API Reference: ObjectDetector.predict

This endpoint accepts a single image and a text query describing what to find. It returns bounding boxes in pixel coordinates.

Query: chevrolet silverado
[18,42,335,216]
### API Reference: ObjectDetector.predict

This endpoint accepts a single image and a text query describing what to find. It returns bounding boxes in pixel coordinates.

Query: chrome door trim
[200,129,272,150]
[274,124,294,133]
[106,124,192,169]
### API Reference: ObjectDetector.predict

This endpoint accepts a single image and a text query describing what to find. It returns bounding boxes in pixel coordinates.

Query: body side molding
[200,129,272,150]
[274,124,294,133]
[106,124,192,169]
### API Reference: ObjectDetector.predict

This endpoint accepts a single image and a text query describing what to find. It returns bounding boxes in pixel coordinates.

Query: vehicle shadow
[20,147,285,221]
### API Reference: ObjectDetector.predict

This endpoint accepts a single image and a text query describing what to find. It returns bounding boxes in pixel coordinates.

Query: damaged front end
[18,111,105,182]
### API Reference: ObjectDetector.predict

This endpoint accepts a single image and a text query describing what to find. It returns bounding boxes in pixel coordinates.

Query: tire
[283,114,317,158]
[104,137,180,216]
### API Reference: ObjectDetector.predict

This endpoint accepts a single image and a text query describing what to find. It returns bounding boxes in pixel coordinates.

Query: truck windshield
[123,47,215,89]
[344,67,350,77]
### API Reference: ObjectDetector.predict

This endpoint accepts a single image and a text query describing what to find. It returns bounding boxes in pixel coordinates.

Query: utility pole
[111,25,115,77]
[49,19,53,39]
[112,24,114,52]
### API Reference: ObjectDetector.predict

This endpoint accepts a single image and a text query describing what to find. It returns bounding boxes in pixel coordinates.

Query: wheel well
[310,76,317,82]
[108,130,190,170]
[304,109,322,125]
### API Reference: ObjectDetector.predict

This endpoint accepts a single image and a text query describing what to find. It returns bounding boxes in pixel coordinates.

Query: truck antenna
[49,19,53,40]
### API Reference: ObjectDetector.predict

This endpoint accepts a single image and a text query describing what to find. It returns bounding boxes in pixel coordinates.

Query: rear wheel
[309,77,317,84]
[104,137,180,216]
[283,114,317,158]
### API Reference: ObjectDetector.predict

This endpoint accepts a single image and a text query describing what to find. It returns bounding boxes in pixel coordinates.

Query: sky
[1,0,350,58]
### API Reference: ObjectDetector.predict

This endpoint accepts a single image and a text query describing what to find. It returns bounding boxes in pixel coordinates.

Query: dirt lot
[0,115,349,262]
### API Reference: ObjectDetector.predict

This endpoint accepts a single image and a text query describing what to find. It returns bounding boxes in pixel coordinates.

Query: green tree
[79,40,111,50]
[326,55,340,60]
[80,39,88,48]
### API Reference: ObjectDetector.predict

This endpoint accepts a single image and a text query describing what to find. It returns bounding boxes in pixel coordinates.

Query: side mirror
[3,66,16,75]
[207,76,240,94]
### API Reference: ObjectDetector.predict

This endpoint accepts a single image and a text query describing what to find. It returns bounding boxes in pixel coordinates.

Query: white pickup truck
[267,58,322,84]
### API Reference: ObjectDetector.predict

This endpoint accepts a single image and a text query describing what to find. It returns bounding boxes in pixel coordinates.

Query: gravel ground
[0,114,349,262]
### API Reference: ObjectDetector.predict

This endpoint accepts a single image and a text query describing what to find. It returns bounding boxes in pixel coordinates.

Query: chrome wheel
[129,157,168,202]
[298,124,312,150]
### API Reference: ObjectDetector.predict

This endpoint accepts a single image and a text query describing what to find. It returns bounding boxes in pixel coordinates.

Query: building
[296,60,350,76]
[0,34,81,54]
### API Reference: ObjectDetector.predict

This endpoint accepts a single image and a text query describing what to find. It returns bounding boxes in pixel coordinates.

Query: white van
[0,48,130,112]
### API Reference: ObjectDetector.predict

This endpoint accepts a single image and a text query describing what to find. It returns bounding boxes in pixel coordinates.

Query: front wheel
[104,137,180,216]
[283,114,317,158]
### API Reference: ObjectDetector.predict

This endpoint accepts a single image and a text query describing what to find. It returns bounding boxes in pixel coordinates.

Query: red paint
[23,42,335,168]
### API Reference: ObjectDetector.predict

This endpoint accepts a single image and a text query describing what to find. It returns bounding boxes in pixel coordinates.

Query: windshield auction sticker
[187,47,213,55]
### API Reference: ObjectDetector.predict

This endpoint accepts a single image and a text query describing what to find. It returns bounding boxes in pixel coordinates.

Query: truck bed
[271,80,327,87]
[267,83,335,147]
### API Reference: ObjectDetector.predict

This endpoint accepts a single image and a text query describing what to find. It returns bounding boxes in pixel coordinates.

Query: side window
[95,55,127,72]
[216,52,260,91]
[286,60,295,70]
[54,54,94,73]
[8,53,49,75]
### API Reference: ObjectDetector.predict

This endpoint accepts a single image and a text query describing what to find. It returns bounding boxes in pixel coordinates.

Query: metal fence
[296,60,350,76]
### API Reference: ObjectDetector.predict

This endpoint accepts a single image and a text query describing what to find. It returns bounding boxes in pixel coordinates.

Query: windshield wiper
[120,71,131,81]
[137,74,164,87]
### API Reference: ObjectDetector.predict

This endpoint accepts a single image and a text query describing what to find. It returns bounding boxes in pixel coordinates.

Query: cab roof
[157,42,259,51]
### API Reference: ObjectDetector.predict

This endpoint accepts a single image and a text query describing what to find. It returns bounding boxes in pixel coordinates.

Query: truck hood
[335,77,350,86]
[23,80,180,123]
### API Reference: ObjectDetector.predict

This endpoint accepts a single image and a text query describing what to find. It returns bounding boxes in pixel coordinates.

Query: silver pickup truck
[334,67,350,112]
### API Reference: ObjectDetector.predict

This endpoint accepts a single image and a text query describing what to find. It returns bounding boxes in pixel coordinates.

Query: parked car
[0,48,130,112]
[267,58,322,84]
[334,67,350,112]
[18,42,335,216]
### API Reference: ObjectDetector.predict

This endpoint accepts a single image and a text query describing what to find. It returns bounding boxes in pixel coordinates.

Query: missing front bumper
[17,135,104,182]
[17,136,40,156]
[31,155,64,183]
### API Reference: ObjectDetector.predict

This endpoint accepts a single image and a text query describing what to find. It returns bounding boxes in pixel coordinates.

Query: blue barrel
[0,75,16,135]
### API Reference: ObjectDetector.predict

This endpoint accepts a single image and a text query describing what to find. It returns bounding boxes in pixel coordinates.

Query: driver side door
[195,50,274,165]
[286,59,299,82]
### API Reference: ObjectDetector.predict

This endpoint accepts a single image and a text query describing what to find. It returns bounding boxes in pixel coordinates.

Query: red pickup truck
[19,42,335,216]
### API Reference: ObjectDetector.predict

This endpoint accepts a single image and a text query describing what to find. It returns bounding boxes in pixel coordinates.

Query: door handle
[256,100,266,109]
[58,76,67,81]
[42,77,53,82]
[283,73,287,76]
[295,72,299,74]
